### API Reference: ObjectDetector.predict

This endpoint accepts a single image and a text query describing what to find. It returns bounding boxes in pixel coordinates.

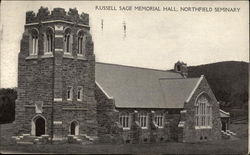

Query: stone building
[14,7,232,144]
[15,7,97,144]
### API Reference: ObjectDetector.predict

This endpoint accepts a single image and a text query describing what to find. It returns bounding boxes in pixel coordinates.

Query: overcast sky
[0,1,249,88]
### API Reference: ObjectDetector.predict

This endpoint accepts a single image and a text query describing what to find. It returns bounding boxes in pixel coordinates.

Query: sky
[0,1,249,88]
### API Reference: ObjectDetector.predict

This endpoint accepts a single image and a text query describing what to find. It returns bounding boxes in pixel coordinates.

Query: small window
[177,65,181,71]
[154,113,164,128]
[67,86,73,100]
[119,113,130,129]
[138,113,148,129]
[77,86,83,101]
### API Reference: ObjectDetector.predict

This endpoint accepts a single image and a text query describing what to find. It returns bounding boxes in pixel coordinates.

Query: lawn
[0,123,248,154]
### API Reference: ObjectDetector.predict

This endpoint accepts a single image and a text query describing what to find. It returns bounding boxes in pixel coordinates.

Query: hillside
[187,61,248,115]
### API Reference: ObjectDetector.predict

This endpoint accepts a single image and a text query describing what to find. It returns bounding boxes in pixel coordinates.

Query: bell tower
[174,61,188,78]
[15,7,97,143]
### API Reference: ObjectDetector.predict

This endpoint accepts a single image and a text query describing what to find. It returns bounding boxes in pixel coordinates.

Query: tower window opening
[64,28,72,54]
[77,30,85,56]
[177,65,181,72]
[44,27,54,54]
[30,29,39,55]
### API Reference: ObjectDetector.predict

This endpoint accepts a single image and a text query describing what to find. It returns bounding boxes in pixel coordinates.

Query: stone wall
[95,84,123,143]
[15,29,54,135]
[95,85,181,144]
[95,76,222,144]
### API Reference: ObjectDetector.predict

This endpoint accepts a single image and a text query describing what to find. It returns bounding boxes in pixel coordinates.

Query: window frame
[77,30,86,56]
[138,113,148,129]
[67,86,73,101]
[154,113,164,128]
[195,93,212,129]
[30,29,39,56]
[64,28,72,55]
[119,113,130,130]
[77,86,83,101]
[44,27,54,54]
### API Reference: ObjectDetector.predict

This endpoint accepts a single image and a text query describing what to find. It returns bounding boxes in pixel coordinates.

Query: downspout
[51,34,55,144]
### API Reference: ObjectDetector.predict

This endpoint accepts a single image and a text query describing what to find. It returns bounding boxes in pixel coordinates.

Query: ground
[0,123,248,154]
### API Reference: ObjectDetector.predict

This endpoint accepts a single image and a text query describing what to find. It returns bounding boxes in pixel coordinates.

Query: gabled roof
[95,62,200,109]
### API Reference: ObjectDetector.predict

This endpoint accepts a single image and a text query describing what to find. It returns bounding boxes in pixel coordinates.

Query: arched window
[77,30,86,56]
[44,27,54,54]
[119,112,130,129]
[64,28,72,54]
[177,65,181,72]
[195,93,212,129]
[70,120,79,135]
[30,29,39,55]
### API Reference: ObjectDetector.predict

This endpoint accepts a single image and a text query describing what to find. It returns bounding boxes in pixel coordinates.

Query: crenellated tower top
[26,7,89,25]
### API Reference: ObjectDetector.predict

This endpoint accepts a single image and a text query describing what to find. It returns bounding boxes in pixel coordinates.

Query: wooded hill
[187,61,248,110]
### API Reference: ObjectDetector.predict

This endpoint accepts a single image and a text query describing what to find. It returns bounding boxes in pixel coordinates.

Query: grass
[0,123,248,154]
[1,139,248,154]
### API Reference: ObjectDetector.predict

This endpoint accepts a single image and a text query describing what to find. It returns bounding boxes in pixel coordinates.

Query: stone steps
[14,134,50,144]
[67,134,96,144]
[226,130,236,136]
[16,141,33,145]
[221,130,237,139]
[221,130,230,139]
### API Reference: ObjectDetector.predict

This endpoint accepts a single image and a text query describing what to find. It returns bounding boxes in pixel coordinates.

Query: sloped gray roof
[95,62,199,109]
[159,78,200,108]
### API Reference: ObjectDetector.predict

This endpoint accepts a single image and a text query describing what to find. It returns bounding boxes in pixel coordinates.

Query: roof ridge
[96,61,175,73]
[159,77,199,80]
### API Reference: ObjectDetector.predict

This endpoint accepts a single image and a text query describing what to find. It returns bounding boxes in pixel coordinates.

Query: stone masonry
[15,7,97,143]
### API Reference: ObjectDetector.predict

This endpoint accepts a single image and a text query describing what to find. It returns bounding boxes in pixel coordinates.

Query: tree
[0,88,17,124]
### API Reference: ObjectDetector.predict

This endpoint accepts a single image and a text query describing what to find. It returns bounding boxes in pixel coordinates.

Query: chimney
[174,61,188,78]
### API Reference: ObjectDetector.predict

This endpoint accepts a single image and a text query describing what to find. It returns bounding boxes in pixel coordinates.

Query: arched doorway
[31,115,46,136]
[222,121,227,131]
[35,117,45,136]
[70,121,79,135]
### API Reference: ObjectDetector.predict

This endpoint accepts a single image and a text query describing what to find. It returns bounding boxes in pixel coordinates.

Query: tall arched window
[44,27,54,54]
[30,29,39,55]
[195,93,212,129]
[64,28,72,54]
[77,30,86,56]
